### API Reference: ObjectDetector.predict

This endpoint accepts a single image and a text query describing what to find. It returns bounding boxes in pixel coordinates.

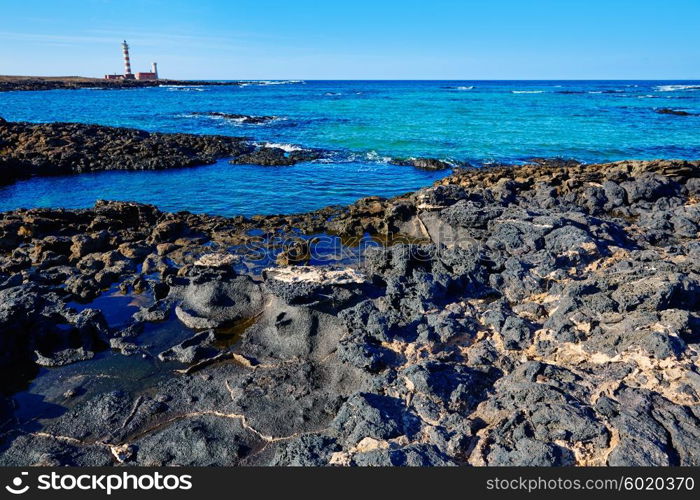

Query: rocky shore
[0,118,322,185]
[0,157,699,466]
[0,77,244,93]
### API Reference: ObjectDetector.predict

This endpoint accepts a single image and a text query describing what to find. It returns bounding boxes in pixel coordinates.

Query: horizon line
[5,75,700,82]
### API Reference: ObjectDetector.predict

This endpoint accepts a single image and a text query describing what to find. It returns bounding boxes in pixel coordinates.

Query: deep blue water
[1,80,699,216]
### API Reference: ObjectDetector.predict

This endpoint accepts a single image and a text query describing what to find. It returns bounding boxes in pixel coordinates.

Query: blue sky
[1,0,698,79]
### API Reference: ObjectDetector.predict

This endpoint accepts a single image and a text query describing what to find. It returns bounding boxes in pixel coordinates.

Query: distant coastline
[0,75,244,92]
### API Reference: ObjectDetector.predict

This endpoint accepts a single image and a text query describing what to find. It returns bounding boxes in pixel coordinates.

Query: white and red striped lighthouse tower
[122,40,134,79]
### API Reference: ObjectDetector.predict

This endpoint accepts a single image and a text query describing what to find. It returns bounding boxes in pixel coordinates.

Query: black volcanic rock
[655,108,696,116]
[0,119,253,184]
[0,119,325,185]
[0,78,244,93]
[192,111,278,124]
[391,157,455,170]
[0,158,699,467]
[230,146,322,166]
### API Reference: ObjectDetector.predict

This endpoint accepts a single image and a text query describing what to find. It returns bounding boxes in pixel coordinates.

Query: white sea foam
[162,85,206,92]
[512,90,544,94]
[245,80,304,86]
[341,150,391,164]
[260,142,302,152]
[159,84,205,88]
[456,86,475,90]
[209,114,246,123]
[655,84,700,92]
[183,112,282,125]
[364,150,392,163]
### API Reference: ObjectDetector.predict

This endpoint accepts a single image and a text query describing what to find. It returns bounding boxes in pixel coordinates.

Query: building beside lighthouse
[104,40,158,80]
[136,62,158,81]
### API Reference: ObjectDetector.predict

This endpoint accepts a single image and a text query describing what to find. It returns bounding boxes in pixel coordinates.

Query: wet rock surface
[655,108,697,117]
[391,157,457,170]
[0,158,698,466]
[229,146,323,166]
[191,112,279,124]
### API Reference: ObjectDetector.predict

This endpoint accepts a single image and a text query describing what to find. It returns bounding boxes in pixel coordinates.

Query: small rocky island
[0,117,698,466]
[0,118,322,185]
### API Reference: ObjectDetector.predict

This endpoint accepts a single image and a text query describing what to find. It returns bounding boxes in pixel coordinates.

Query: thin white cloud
[0,31,115,44]
[0,30,249,53]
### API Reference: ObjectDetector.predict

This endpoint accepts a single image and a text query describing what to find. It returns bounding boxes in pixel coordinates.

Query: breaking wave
[259,142,303,152]
[161,85,207,92]
[239,80,305,87]
[655,84,700,92]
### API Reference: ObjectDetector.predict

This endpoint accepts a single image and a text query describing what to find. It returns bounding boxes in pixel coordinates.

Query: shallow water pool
[0,160,448,217]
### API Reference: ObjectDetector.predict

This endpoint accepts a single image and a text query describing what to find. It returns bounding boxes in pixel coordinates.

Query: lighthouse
[122,40,134,79]
[104,40,159,80]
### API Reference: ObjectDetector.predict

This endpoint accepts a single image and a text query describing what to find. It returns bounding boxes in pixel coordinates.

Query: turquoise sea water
[1,80,699,216]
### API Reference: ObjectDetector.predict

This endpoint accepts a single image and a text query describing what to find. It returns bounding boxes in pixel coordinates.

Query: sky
[1,0,698,80]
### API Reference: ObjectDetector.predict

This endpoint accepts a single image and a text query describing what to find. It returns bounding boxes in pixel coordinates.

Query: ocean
[1,80,699,216]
